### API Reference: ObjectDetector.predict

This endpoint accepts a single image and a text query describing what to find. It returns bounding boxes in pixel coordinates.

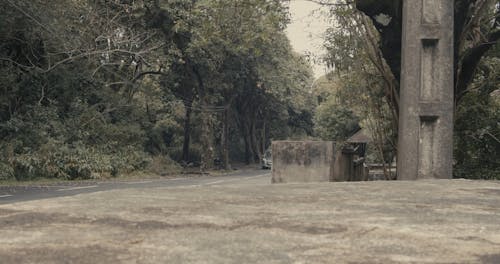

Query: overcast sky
[286,0,330,79]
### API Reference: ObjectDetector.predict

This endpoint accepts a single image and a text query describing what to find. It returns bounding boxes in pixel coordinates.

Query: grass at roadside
[0,162,260,187]
[0,171,182,187]
[0,169,242,187]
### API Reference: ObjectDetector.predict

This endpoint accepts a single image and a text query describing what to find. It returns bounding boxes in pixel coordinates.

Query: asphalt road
[0,168,271,205]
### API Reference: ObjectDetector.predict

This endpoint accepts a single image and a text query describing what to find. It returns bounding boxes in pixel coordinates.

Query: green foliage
[147,155,182,176]
[0,162,14,180]
[0,0,185,181]
[159,0,314,164]
[454,95,500,179]
[0,0,314,180]
[454,51,500,180]
[10,142,152,180]
[319,2,398,168]
[0,103,155,180]
[314,98,360,142]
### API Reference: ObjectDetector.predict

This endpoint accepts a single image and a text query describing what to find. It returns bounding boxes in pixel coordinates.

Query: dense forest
[0,0,316,180]
[0,0,498,181]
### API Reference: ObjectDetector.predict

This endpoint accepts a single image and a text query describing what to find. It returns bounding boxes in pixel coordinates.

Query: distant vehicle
[261,148,272,169]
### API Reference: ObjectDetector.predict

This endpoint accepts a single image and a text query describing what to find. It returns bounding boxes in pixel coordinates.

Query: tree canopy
[0,0,315,180]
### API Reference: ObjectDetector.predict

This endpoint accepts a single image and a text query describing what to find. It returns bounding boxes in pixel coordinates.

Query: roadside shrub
[454,89,500,180]
[168,145,202,164]
[314,100,360,142]
[147,155,182,175]
[10,140,154,181]
[0,162,14,180]
[0,102,158,181]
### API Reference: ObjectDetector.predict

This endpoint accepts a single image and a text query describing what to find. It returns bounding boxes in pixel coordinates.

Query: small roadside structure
[271,129,371,184]
[341,128,371,181]
[271,141,336,183]
[346,128,371,155]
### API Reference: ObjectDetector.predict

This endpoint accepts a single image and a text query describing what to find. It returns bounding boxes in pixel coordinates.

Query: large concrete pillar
[397,0,454,180]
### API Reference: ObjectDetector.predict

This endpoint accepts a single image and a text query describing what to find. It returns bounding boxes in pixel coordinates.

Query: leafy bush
[453,54,500,180]
[168,144,202,163]
[147,155,182,175]
[0,100,166,181]
[0,162,14,180]
[314,99,360,142]
[8,139,153,181]
[454,92,500,180]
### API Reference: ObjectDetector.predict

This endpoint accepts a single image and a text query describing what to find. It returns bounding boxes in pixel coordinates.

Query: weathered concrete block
[271,141,336,183]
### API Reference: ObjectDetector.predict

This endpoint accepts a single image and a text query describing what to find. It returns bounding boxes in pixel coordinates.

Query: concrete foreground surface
[1,178,500,263]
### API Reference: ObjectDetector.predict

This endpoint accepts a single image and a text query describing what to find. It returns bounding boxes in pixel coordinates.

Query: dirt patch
[0,212,87,227]
[140,207,173,216]
[93,215,350,235]
[291,224,347,235]
[227,219,349,235]
[266,223,348,235]
[456,236,500,245]
[0,245,128,264]
[92,216,229,230]
[92,216,347,234]
[1,210,348,236]
[477,188,500,196]
[0,208,18,216]
[219,195,322,205]
[479,254,500,264]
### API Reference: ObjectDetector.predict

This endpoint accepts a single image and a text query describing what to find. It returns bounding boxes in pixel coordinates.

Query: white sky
[286,0,330,79]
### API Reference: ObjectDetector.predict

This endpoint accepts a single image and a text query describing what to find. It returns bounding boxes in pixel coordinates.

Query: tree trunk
[221,108,231,170]
[181,100,192,162]
[199,100,214,172]
[261,120,266,153]
[250,118,261,163]
[191,65,213,172]
[242,120,253,165]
